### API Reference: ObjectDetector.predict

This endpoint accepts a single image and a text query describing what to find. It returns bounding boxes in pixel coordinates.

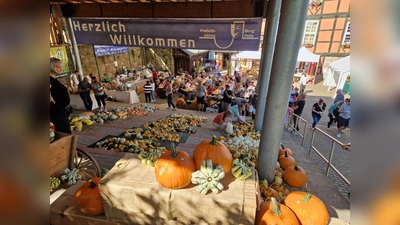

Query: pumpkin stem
[303,190,312,203]
[170,143,178,158]
[294,165,299,171]
[271,197,282,215]
[281,144,285,149]
[284,151,288,157]
[209,135,218,146]
[89,180,97,189]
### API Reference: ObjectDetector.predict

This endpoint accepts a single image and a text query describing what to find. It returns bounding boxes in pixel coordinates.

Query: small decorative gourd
[50,177,61,191]
[231,158,253,180]
[61,168,82,185]
[138,148,163,166]
[191,159,225,195]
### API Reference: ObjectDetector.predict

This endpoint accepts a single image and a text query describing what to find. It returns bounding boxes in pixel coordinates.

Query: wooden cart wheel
[74,148,101,181]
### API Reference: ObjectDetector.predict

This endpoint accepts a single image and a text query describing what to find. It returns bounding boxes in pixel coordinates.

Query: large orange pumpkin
[283,165,307,188]
[259,197,299,225]
[284,191,329,225]
[256,200,270,225]
[154,143,195,189]
[176,98,185,105]
[193,135,233,174]
[278,151,296,170]
[279,145,293,156]
[74,177,104,216]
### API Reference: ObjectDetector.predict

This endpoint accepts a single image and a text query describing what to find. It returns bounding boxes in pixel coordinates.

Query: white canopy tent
[235,51,262,59]
[323,56,350,91]
[235,47,320,62]
[297,46,320,62]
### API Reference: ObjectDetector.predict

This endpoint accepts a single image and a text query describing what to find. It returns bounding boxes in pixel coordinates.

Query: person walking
[50,57,71,134]
[311,98,327,129]
[291,92,307,134]
[334,89,345,103]
[91,76,107,112]
[143,80,152,103]
[195,81,206,111]
[327,100,344,129]
[165,79,177,111]
[77,77,93,111]
[299,72,308,93]
[337,98,350,138]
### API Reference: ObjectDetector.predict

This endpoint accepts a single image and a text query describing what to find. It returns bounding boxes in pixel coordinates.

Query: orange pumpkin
[154,143,195,189]
[74,177,104,216]
[193,135,233,174]
[281,186,290,196]
[256,200,270,225]
[284,191,329,225]
[176,98,185,105]
[278,151,296,170]
[283,165,307,188]
[279,145,293,156]
[259,197,299,225]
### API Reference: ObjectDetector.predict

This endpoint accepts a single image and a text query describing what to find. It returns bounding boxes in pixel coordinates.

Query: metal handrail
[309,127,350,186]
[285,113,308,146]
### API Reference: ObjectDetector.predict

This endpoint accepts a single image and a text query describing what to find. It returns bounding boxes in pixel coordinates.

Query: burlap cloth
[99,153,257,225]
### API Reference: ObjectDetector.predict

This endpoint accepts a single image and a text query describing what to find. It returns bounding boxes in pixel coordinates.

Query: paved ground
[70,85,350,223]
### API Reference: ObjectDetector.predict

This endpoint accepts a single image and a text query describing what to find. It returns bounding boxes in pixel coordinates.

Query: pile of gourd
[142,114,207,134]
[122,128,181,143]
[219,135,259,170]
[111,104,157,116]
[94,137,166,153]
[139,135,257,195]
[69,115,94,131]
[230,122,261,139]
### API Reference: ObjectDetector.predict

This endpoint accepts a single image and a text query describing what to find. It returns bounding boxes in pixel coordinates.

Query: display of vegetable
[74,177,104,216]
[193,135,233,174]
[61,168,82,185]
[191,159,225,195]
[50,177,61,191]
[284,191,329,225]
[94,137,165,153]
[154,143,195,189]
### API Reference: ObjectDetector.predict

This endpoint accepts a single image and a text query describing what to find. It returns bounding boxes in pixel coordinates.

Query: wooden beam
[153,2,211,18]
[101,3,153,17]
[212,0,255,18]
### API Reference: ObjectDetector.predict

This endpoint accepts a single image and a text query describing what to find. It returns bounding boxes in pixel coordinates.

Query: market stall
[105,90,140,104]
[69,93,98,110]
[323,56,350,92]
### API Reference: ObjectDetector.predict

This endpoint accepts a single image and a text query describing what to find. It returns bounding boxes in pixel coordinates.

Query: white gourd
[191,159,225,195]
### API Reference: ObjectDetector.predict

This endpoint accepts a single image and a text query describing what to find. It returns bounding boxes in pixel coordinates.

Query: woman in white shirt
[114,74,121,85]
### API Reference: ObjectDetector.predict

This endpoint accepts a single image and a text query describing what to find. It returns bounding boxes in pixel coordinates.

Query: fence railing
[309,127,350,186]
[285,113,308,146]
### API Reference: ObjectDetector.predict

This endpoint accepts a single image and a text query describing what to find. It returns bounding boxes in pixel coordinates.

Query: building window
[342,22,350,44]
[302,20,319,46]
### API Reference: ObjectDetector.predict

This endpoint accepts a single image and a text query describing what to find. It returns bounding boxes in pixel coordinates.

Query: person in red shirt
[213,110,232,130]
[152,70,158,83]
